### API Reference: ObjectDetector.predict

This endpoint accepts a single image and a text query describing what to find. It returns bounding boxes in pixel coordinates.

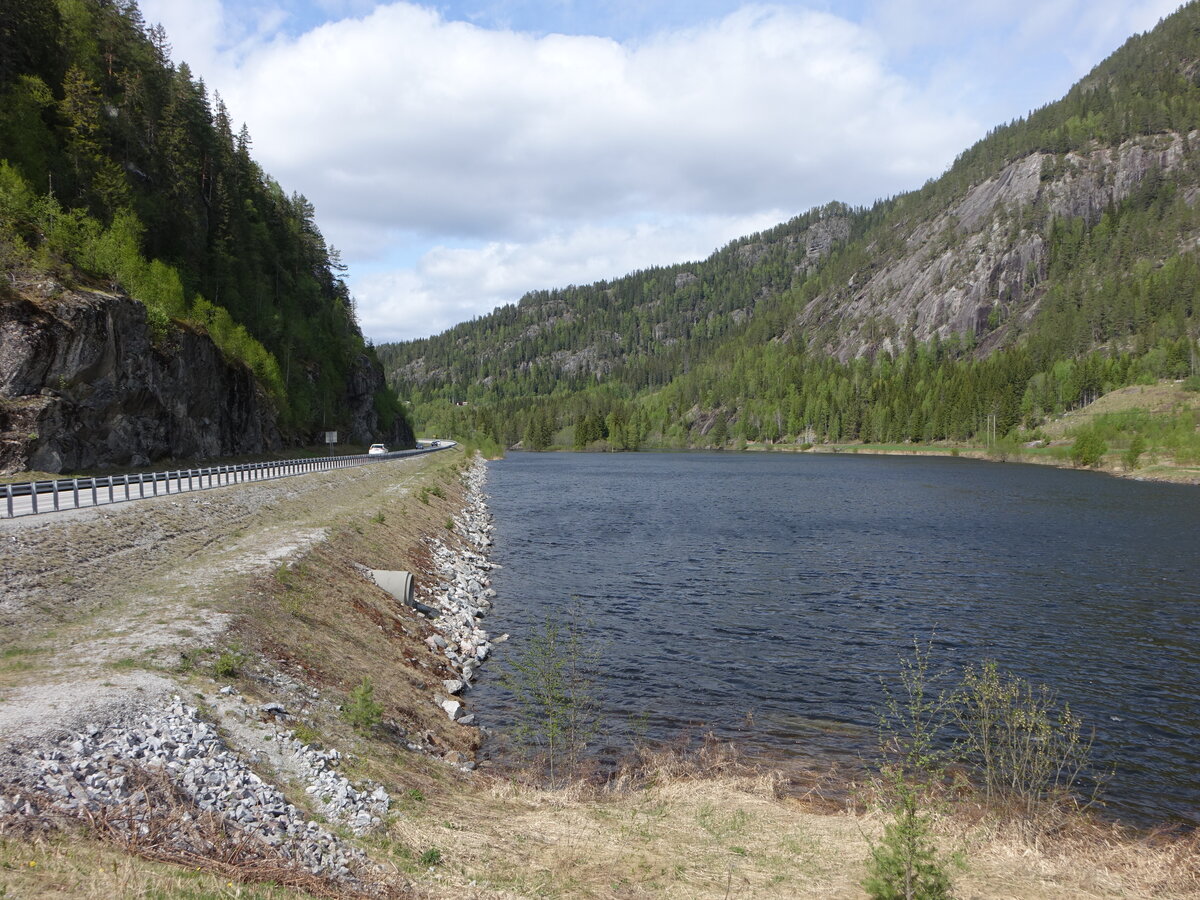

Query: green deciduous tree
[500,609,601,785]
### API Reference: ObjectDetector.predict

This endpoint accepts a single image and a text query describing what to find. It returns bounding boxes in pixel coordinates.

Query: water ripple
[471,451,1200,828]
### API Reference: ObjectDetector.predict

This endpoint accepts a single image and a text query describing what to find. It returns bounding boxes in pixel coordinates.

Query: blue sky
[137,0,1183,342]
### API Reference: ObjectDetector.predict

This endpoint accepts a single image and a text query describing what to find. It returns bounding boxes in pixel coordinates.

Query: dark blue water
[471,451,1200,827]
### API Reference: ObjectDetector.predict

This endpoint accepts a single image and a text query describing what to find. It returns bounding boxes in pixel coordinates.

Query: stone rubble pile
[422,456,506,725]
[286,730,390,833]
[5,698,379,887]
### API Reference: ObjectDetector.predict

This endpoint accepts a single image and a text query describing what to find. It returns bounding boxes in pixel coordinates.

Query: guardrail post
[91,478,98,508]
[176,471,182,493]
[71,479,78,509]
[124,474,130,501]
[31,485,38,515]
[5,484,12,518]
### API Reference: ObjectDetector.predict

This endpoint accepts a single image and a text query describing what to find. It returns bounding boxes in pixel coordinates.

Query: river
[470,451,1200,827]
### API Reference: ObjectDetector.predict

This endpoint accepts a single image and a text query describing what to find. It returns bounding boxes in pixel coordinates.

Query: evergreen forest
[378,3,1200,461]
[0,0,409,440]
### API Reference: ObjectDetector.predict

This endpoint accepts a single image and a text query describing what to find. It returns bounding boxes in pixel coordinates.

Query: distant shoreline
[506,442,1200,486]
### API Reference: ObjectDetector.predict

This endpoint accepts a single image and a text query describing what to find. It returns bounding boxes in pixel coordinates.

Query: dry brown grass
[0,826,320,899]
[351,736,1200,900]
[1042,383,1200,435]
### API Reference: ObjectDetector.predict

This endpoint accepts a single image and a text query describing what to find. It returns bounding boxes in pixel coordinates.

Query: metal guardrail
[2,442,455,519]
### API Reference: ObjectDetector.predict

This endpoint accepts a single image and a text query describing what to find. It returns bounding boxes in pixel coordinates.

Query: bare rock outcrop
[0,284,282,473]
[798,131,1197,359]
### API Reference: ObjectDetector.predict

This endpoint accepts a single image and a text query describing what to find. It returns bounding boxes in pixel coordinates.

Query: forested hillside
[0,0,411,469]
[378,3,1200,456]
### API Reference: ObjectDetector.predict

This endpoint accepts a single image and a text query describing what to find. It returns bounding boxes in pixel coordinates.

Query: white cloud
[215,4,976,242]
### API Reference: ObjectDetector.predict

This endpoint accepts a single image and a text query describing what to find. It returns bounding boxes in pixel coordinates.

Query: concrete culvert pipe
[372,570,413,606]
[372,570,438,618]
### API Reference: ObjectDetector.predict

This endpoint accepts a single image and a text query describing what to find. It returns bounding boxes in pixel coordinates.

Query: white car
[367,443,388,455]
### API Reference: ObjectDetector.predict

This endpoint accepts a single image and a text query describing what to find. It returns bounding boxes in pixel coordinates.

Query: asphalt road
[2,441,456,519]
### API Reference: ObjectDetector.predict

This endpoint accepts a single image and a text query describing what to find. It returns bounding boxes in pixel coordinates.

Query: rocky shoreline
[422,457,504,731]
[0,453,501,894]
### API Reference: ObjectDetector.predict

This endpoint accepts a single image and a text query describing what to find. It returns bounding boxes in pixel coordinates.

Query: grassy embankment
[745,382,1200,484]
[2,444,1198,899]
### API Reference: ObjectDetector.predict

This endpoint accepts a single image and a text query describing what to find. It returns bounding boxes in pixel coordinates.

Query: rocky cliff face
[339,350,413,448]
[0,283,283,474]
[798,131,1196,360]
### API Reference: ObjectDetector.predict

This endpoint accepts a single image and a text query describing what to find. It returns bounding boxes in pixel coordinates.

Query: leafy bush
[1069,429,1107,467]
[1123,433,1146,470]
[868,644,959,899]
[213,647,245,678]
[500,610,602,784]
[953,661,1100,837]
[873,647,1104,851]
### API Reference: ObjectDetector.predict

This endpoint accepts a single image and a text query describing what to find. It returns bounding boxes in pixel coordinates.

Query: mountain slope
[0,0,412,472]
[378,3,1200,450]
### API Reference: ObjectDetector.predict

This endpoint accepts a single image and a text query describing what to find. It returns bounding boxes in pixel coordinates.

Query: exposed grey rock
[796,131,1198,360]
[9,697,388,891]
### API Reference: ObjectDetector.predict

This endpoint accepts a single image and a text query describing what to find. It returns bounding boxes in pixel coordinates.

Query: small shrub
[418,848,442,867]
[444,517,454,530]
[501,608,602,785]
[953,661,1101,838]
[213,648,245,678]
[176,647,207,673]
[987,433,1021,462]
[863,775,955,900]
[418,487,430,505]
[371,511,386,524]
[292,723,321,746]
[1123,434,1147,470]
[1182,374,1200,392]
[344,677,383,731]
[428,484,445,499]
